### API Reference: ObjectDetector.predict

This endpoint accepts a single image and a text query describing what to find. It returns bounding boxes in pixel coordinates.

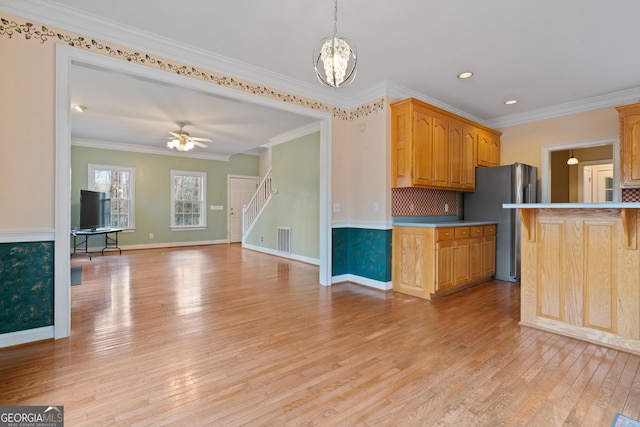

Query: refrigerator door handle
[510,209,517,278]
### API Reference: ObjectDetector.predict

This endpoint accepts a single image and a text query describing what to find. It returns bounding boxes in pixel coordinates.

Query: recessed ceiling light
[457,71,474,79]
[71,104,87,112]
[504,99,518,105]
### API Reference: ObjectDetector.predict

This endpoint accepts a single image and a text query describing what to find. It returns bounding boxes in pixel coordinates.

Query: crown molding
[71,138,235,161]
[266,122,321,147]
[384,81,487,125]
[486,87,640,129]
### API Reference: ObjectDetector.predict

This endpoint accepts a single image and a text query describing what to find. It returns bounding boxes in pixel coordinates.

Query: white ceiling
[5,0,640,157]
[70,64,318,159]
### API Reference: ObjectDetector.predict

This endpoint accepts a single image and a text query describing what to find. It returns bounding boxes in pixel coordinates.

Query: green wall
[71,146,259,247]
[245,132,320,259]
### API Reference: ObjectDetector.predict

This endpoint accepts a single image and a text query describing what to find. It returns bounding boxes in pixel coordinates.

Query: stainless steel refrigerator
[463,163,537,282]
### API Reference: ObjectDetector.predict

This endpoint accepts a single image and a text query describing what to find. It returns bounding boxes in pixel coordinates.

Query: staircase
[242,169,272,238]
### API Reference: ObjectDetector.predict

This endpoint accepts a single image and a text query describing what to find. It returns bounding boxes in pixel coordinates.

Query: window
[88,164,135,230]
[171,170,206,229]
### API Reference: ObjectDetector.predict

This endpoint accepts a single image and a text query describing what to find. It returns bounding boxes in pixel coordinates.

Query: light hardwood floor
[1,244,639,426]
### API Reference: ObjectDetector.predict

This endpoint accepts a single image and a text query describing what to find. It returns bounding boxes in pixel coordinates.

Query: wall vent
[277,227,291,253]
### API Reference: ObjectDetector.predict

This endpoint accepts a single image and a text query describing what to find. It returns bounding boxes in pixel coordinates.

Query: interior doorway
[227,175,259,243]
[579,162,614,202]
[541,137,620,203]
[55,46,333,341]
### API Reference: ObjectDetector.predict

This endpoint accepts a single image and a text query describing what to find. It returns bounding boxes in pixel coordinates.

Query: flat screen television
[80,189,111,231]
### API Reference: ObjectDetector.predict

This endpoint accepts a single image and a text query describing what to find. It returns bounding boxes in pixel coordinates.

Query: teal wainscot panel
[332,228,392,282]
[0,241,54,334]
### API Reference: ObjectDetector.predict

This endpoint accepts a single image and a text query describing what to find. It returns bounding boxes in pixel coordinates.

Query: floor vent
[277,227,291,253]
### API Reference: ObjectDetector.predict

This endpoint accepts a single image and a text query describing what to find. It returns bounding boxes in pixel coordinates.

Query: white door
[228,176,258,243]
[593,165,614,202]
[582,166,593,203]
[580,162,613,203]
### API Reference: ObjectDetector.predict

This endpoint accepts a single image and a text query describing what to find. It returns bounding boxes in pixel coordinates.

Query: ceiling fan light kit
[313,0,357,88]
[165,122,210,152]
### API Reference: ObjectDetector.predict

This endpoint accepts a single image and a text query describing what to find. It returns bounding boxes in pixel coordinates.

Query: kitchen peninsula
[504,202,640,354]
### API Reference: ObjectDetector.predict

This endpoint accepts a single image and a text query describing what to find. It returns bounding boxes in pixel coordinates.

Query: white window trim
[88,163,136,230]
[171,170,207,231]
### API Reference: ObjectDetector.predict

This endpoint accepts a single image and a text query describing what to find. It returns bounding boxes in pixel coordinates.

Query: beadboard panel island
[504,203,640,354]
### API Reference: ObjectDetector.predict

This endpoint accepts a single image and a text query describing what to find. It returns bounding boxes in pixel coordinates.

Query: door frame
[578,160,614,202]
[227,174,259,243]
[55,46,333,340]
[541,137,620,203]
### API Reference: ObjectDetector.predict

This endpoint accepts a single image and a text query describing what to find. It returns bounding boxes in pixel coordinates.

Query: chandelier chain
[333,0,338,38]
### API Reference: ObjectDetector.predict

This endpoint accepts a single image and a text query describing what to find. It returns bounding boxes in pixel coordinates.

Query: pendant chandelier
[567,149,579,165]
[313,0,357,88]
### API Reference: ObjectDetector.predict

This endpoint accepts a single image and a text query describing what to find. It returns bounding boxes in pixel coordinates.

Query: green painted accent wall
[332,228,392,282]
[71,146,259,247]
[0,241,54,334]
[245,132,320,259]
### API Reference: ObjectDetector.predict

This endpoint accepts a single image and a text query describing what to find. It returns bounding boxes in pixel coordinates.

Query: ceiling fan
[166,122,211,152]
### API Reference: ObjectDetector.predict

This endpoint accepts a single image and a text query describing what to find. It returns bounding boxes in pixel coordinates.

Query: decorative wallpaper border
[0,16,384,121]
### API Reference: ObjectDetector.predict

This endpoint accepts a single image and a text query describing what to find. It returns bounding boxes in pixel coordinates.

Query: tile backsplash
[622,188,640,202]
[392,187,459,216]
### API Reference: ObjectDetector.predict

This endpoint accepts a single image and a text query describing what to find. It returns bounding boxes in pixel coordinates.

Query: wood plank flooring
[1,244,639,426]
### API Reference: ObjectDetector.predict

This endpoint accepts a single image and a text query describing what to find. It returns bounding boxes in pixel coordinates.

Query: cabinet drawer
[470,226,483,237]
[437,228,455,241]
[454,227,470,238]
[483,225,496,235]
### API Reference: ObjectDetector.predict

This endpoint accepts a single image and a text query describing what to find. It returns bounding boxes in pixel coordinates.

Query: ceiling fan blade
[169,131,182,138]
[191,137,213,142]
[193,141,208,148]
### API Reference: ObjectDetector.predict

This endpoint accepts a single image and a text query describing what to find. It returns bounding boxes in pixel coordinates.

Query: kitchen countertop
[503,202,640,209]
[392,220,497,228]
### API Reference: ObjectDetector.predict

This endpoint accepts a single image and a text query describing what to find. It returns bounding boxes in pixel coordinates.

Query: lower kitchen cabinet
[393,224,496,299]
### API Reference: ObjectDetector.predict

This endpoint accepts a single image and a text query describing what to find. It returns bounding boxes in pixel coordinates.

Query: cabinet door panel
[623,114,640,185]
[432,117,449,187]
[462,127,476,189]
[482,236,496,277]
[436,240,454,291]
[413,110,433,186]
[470,237,483,280]
[453,239,470,286]
[477,131,491,167]
[449,125,463,188]
[392,105,411,187]
[490,135,500,166]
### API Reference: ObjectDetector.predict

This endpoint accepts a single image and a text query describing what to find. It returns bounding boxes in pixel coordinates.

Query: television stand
[71,228,124,259]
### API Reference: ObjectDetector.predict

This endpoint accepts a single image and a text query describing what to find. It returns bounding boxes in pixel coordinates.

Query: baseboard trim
[331,274,393,291]
[242,243,320,266]
[76,240,229,254]
[0,326,54,349]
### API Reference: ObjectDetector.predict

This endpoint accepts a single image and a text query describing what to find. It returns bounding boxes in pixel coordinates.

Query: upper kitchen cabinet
[476,129,500,167]
[391,98,501,191]
[616,102,640,188]
[449,123,476,191]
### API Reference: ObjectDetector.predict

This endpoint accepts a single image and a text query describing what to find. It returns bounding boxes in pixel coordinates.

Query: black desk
[71,228,123,259]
